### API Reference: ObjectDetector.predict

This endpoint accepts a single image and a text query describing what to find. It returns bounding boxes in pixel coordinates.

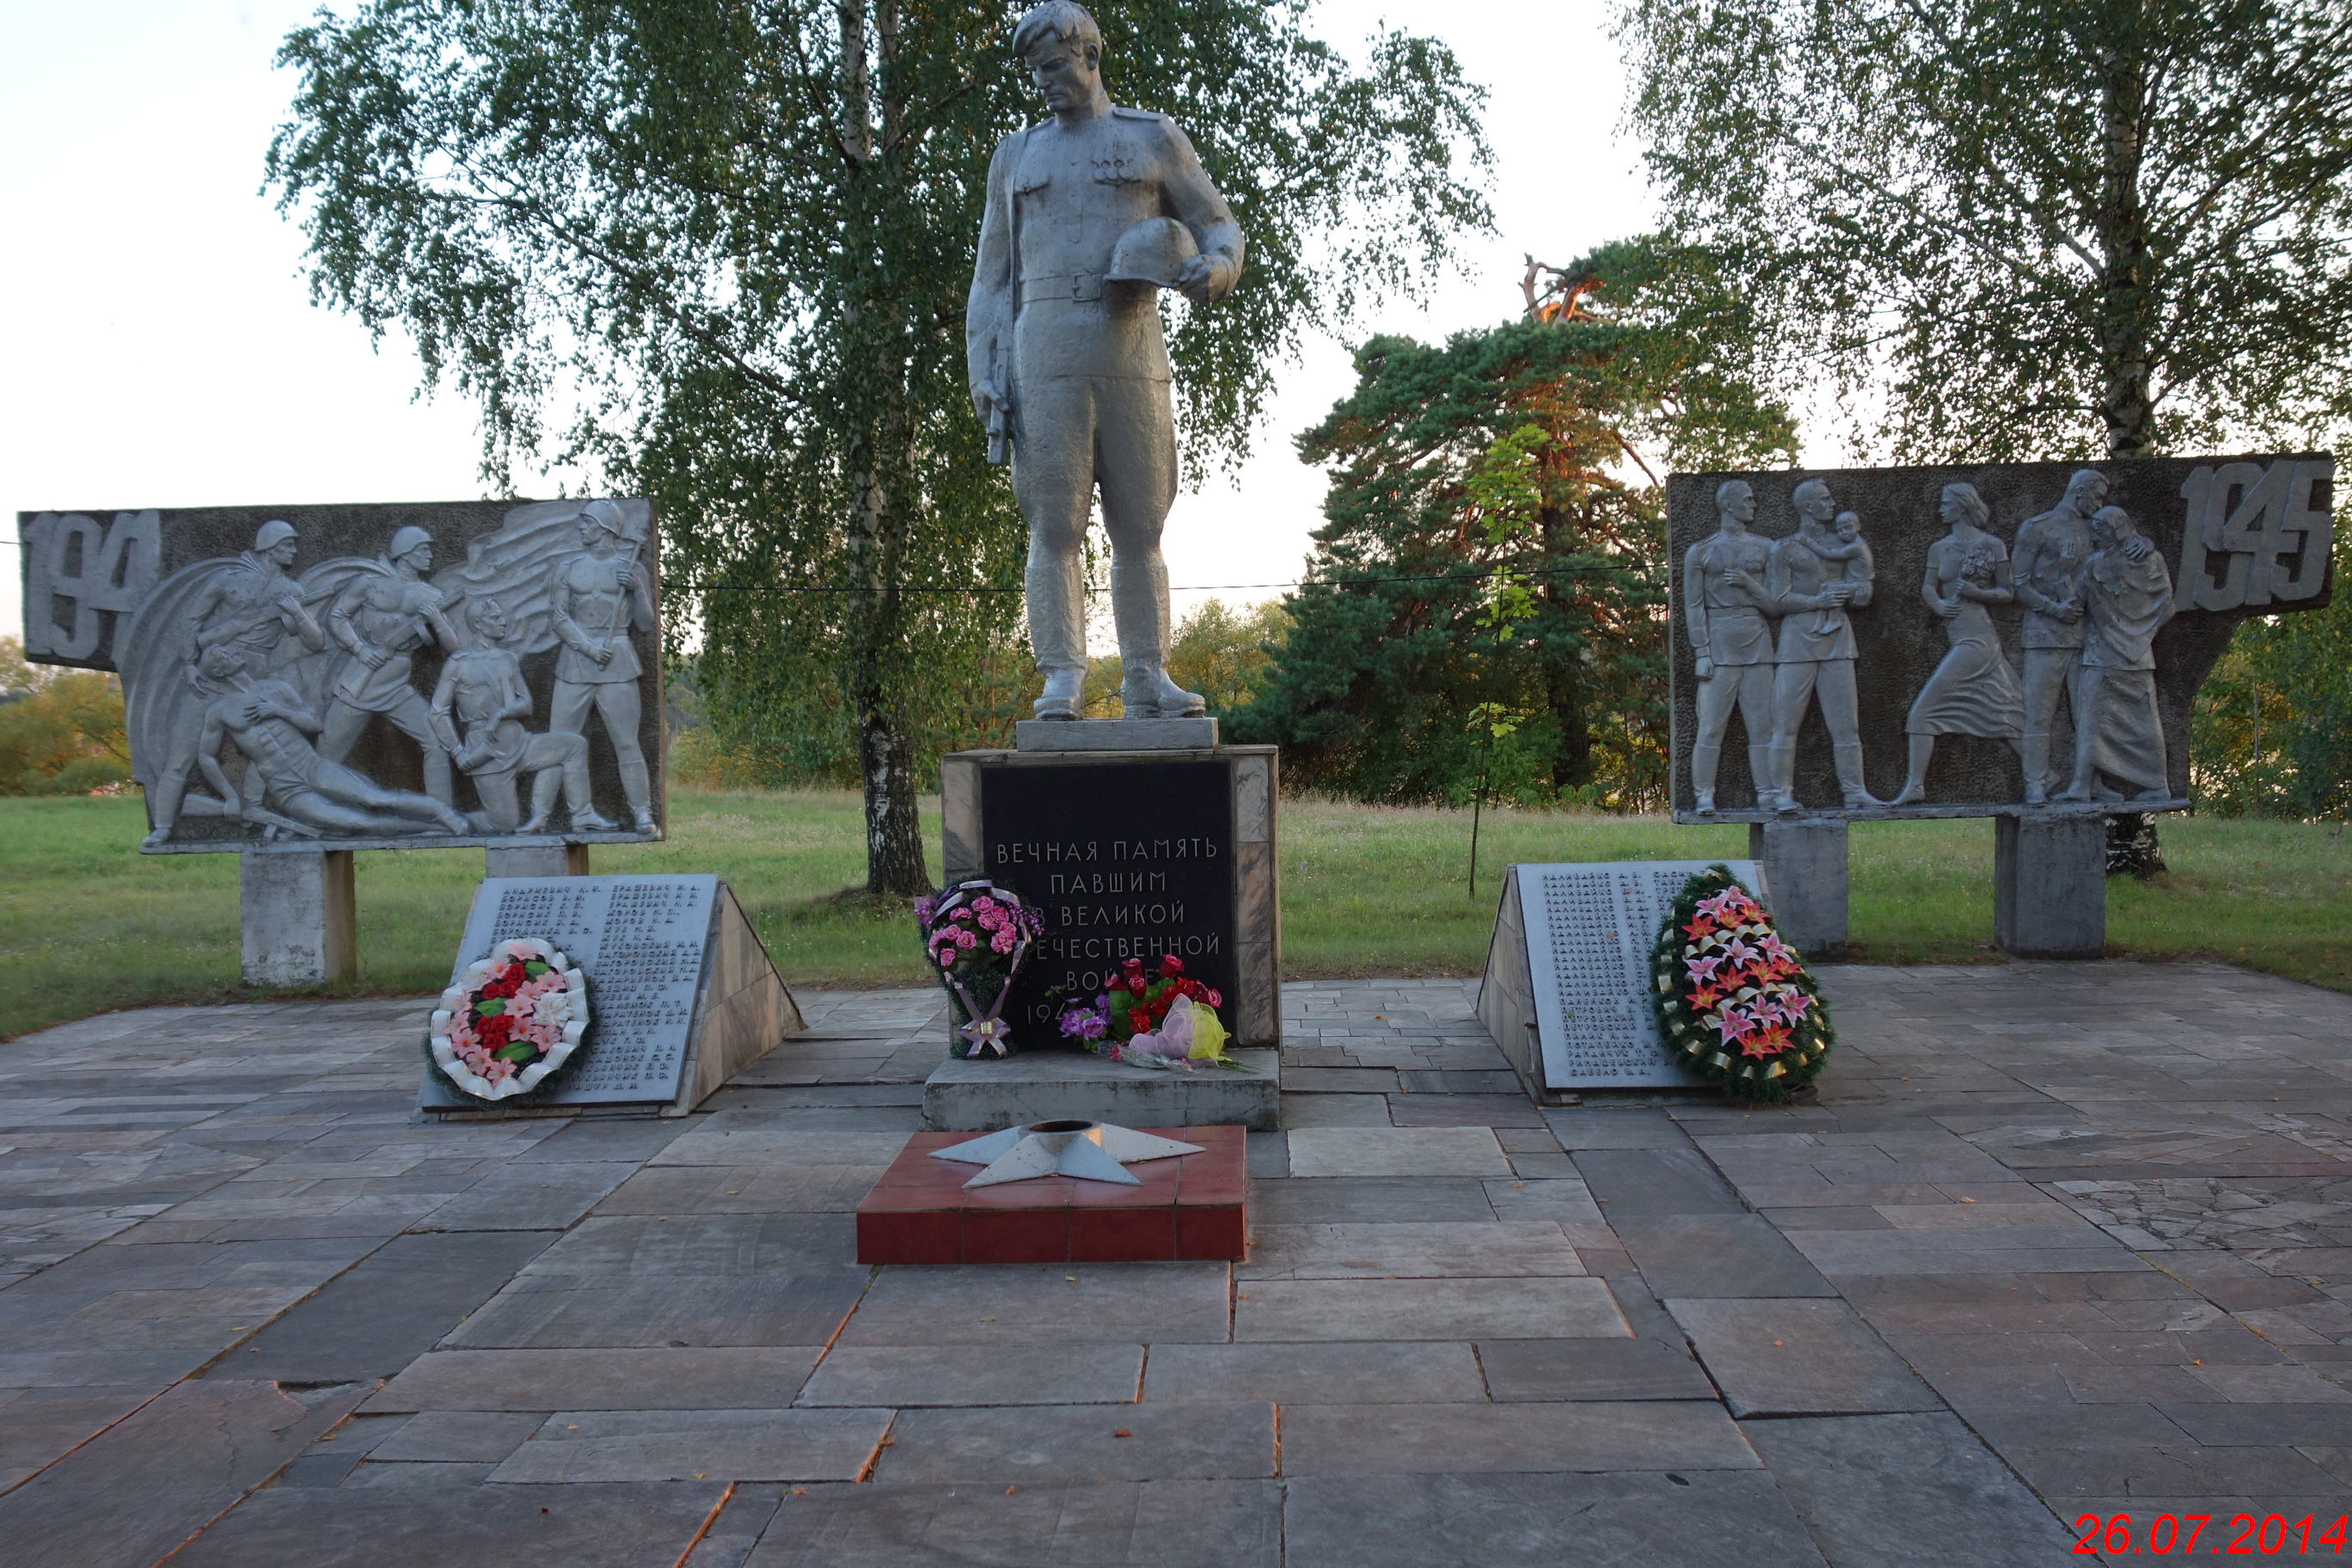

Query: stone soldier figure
[320,525,463,806]
[967,1,1245,720]
[432,597,603,835]
[546,498,656,830]
[193,644,469,838]
[184,519,324,676]
[2060,505,2175,805]
[1682,479,1778,813]
[2010,469,2148,805]
[1755,478,1877,812]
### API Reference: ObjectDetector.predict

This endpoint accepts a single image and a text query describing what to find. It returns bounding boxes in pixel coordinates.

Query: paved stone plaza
[1,963,2349,1564]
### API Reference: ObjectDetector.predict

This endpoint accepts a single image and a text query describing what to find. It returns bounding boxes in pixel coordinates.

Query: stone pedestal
[922,1050,1279,1132]
[1014,718,1220,751]
[240,849,357,986]
[486,842,591,879]
[1994,815,2106,959]
[1749,820,1849,959]
[940,744,1278,1046]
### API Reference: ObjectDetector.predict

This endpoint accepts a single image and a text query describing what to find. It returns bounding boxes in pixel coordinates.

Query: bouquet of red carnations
[1055,954,1248,1071]
[428,938,589,1101]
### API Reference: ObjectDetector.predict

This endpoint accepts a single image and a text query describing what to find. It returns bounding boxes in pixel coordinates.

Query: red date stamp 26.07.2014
[2073,1513,2350,1556]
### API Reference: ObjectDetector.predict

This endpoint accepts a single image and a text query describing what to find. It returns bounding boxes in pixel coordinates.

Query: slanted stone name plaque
[1479,860,1770,1100]
[421,873,802,1116]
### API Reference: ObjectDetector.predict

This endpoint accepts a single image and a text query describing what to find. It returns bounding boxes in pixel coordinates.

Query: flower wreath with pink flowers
[916,879,1045,1059]
[428,938,591,1101]
[1647,865,1834,1103]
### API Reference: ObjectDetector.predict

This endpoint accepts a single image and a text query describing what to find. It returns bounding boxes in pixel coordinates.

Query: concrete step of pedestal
[922,1048,1279,1131]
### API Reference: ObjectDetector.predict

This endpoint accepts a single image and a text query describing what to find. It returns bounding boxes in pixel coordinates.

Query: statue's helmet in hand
[1105,217,1201,290]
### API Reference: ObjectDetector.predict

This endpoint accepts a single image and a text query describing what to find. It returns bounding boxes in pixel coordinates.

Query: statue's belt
[1020,271,1110,303]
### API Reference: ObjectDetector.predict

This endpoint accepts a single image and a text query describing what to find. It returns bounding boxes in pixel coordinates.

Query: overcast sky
[1,1,1661,642]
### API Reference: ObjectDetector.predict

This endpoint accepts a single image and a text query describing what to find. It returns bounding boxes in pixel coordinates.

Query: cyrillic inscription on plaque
[979,761,1237,1042]
[1520,860,1767,1089]
[430,873,718,1105]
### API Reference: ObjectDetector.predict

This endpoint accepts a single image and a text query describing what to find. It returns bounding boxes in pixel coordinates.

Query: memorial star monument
[932,3,1278,1126]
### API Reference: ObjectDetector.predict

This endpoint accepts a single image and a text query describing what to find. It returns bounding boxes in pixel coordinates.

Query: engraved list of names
[432,874,719,1106]
[1518,860,1767,1090]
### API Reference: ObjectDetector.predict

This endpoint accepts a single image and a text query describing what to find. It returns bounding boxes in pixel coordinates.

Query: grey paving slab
[1141,1342,1486,1405]
[1277,1093,1393,1127]
[1388,1094,1549,1129]
[2161,1402,2352,1446]
[1239,1221,1583,1281]
[742,1479,1282,1566]
[1573,1147,1745,1215]
[444,1267,868,1348]
[367,1347,825,1412]
[0,1384,165,1486]
[873,1401,1275,1484]
[1744,1413,2079,1566]
[1249,1176,1498,1226]
[1669,1298,1945,1418]
[1613,1215,1837,1298]
[1283,1473,1827,1568]
[413,1161,638,1230]
[838,1263,1233,1346]
[169,1480,729,1567]
[225,1228,559,1383]
[1477,1337,1720,1401]
[1788,1227,2153,1276]
[491,1407,892,1483]
[367,1409,544,1462]
[796,1344,1142,1407]
[0,1378,368,1568]
[1279,1400,1761,1474]
[592,1163,888,1214]
[1235,1276,1628,1341]
[1286,1126,1511,1178]
[521,1213,854,1276]
[649,1126,915,1167]
[511,1118,695,1163]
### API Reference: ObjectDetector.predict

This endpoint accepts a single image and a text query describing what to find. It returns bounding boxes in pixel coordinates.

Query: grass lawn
[3,790,2345,1038]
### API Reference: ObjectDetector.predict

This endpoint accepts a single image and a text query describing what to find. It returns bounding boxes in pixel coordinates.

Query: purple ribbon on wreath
[947,972,1015,1058]
[921,879,1041,1059]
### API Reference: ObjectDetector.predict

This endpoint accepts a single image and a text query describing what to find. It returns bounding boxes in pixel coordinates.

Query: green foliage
[1617,0,2352,461]
[1230,237,1797,807]
[2191,540,2352,820]
[266,0,1491,890]
[0,638,131,798]
[1172,597,1289,714]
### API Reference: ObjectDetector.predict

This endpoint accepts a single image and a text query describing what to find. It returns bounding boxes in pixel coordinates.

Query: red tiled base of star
[855,1125,1247,1264]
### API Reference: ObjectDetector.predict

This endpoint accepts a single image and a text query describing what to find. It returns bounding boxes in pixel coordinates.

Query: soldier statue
[546,498,656,830]
[967,1,1245,720]
[1682,480,1778,812]
[320,525,463,806]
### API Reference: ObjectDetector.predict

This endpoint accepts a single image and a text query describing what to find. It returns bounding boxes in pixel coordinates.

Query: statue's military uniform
[1681,530,1778,809]
[968,103,1242,707]
[320,567,455,805]
[2010,501,2097,795]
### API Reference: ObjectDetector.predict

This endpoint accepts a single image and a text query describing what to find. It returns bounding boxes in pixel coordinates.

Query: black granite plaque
[978,760,1237,1044]
[420,873,717,1107]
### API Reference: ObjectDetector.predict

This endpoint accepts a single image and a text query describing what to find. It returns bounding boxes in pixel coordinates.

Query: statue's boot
[1028,556,1086,720]
[2020,729,2050,805]
[1753,741,1786,812]
[1834,743,1880,809]
[1688,742,1719,812]
[1109,556,1199,719]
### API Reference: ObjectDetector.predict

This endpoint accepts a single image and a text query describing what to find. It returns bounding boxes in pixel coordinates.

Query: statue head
[1939,482,1991,532]
[2091,504,2139,547]
[1715,479,1755,525]
[1792,478,1836,524]
[2064,468,2110,516]
[464,594,511,646]
[388,525,433,573]
[573,498,628,548]
[253,519,298,568]
[1013,2,1104,114]
[1834,510,1862,542]
[199,644,247,683]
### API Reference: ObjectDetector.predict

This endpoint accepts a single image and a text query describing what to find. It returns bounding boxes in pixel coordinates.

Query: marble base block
[1749,819,1849,959]
[923,1050,1279,1132]
[1994,814,2106,959]
[241,848,356,986]
[485,842,591,879]
[1014,718,1219,751]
